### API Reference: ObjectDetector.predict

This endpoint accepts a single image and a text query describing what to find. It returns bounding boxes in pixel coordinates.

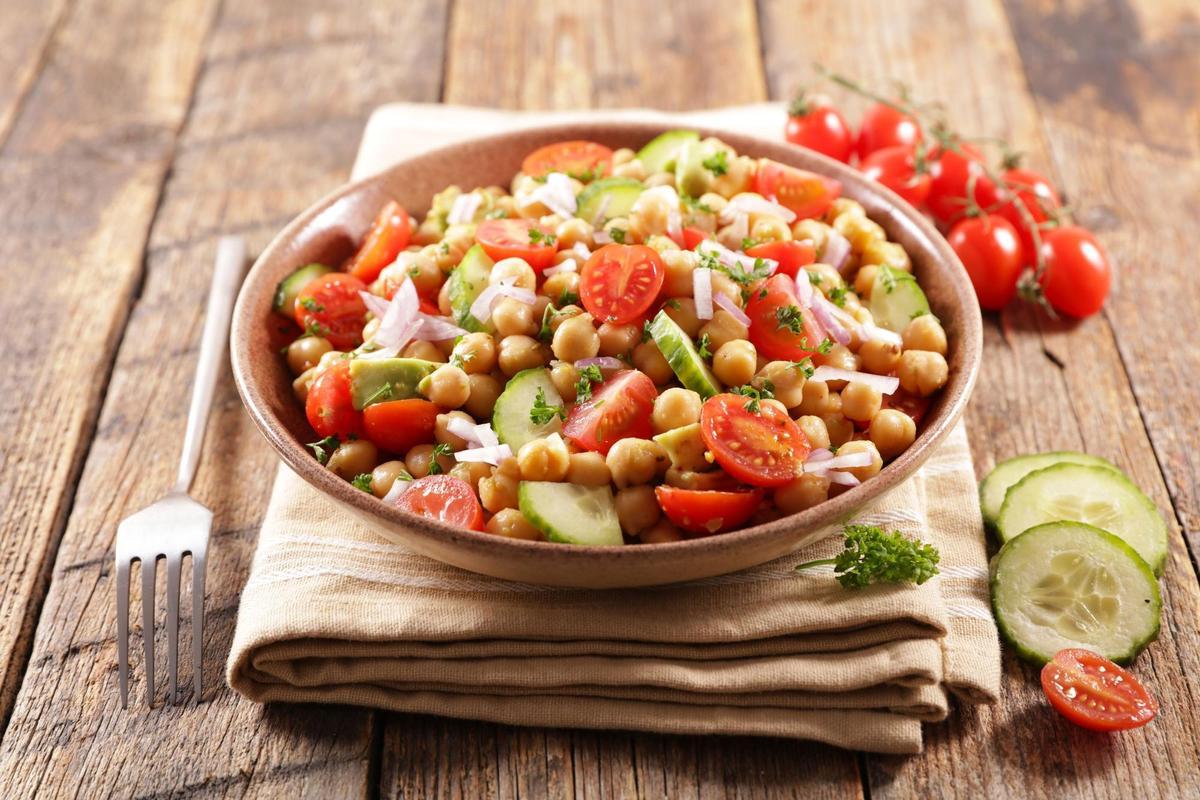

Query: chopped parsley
[439,241,451,255]
[574,365,604,402]
[351,473,374,493]
[702,151,729,176]
[699,250,772,287]
[529,228,557,246]
[427,442,453,475]
[299,297,324,312]
[807,270,823,286]
[664,298,681,310]
[538,303,557,342]
[407,264,421,278]
[794,524,940,589]
[449,350,476,370]
[798,335,834,355]
[696,333,713,359]
[303,320,329,338]
[828,286,849,308]
[879,267,898,294]
[775,305,807,335]
[733,381,774,413]
[484,207,509,220]
[530,387,567,425]
[741,237,759,251]
[681,195,714,213]
[789,357,815,378]
[641,320,653,343]
[306,435,340,466]
[558,288,580,307]
[608,227,627,244]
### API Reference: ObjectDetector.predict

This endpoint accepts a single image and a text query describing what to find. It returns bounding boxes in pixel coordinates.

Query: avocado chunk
[349,358,440,409]
[653,423,711,472]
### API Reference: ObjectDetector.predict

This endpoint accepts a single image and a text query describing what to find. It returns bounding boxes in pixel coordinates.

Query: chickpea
[660,249,699,297]
[548,304,583,332]
[405,443,455,479]
[542,271,581,304]
[370,460,410,498]
[652,388,703,433]
[665,467,730,491]
[750,215,792,243]
[478,468,520,512]
[858,339,901,374]
[606,438,670,488]
[805,263,844,292]
[791,219,830,252]
[552,312,600,362]
[555,217,594,249]
[640,519,685,543]
[597,322,640,357]
[754,361,808,408]
[286,336,332,375]
[434,336,459,359]
[420,364,471,408]
[389,252,441,297]
[326,439,379,481]
[861,239,911,272]
[566,451,612,486]
[822,413,855,447]
[603,217,633,244]
[897,350,949,397]
[517,433,570,481]
[710,155,755,197]
[834,213,886,253]
[490,257,537,290]
[821,344,859,389]
[549,360,579,401]
[451,332,497,374]
[486,508,543,541]
[611,147,636,166]
[292,368,316,403]
[698,310,749,351]
[645,234,679,254]
[449,460,492,490]
[632,341,674,385]
[435,410,476,449]
[796,415,831,451]
[774,474,831,514]
[643,172,676,189]
[437,279,453,316]
[902,315,948,356]
[464,372,503,419]
[492,297,538,337]
[854,264,879,298]
[841,381,883,422]
[663,297,702,337]
[656,423,710,471]
[870,409,917,459]
[615,485,661,535]
[838,440,883,481]
[497,335,546,376]
[712,339,757,387]
[709,272,742,308]
[798,379,832,415]
[401,340,447,362]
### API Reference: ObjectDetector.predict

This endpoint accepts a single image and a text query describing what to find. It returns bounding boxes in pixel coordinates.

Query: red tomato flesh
[753,159,841,221]
[563,370,658,455]
[655,486,764,536]
[744,274,827,361]
[395,475,485,532]
[579,244,666,325]
[1041,649,1158,732]
[682,226,711,251]
[363,398,439,454]
[700,394,809,488]
[522,140,613,180]
[346,200,412,283]
[294,273,368,350]
[745,240,816,281]
[475,218,558,271]
[305,360,364,439]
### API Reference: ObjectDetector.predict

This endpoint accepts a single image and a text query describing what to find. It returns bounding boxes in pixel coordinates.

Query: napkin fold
[228,104,1000,754]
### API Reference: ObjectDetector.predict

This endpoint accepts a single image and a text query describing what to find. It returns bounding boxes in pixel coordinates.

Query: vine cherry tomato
[855,102,923,161]
[785,94,854,163]
[700,394,810,488]
[563,370,657,455]
[475,218,558,272]
[947,214,1024,310]
[744,274,828,361]
[926,142,996,227]
[363,398,439,454]
[994,167,1062,263]
[346,200,412,283]
[395,475,485,532]
[655,486,764,536]
[294,272,369,350]
[1041,649,1158,732]
[754,158,842,220]
[859,145,932,208]
[579,244,666,324]
[745,240,816,281]
[305,360,364,439]
[521,140,613,180]
[1038,226,1112,318]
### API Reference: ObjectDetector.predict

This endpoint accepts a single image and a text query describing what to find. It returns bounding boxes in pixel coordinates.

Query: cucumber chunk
[979,451,1118,533]
[448,244,494,332]
[997,463,1168,576]
[348,358,439,409]
[519,481,623,546]
[492,368,563,451]
[636,130,700,174]
[991,521,1160,664]
[869,265,931,333]
[674,140,715,198]
[649,310,721,399]
[576,178,644,225]
[273,263,332,315]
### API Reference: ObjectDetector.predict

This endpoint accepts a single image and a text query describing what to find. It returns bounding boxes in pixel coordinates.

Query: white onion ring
[810,366,899,395]
[714,293,750,327]
[801,451,874,473]
[822,229,851,273]
[693,267,713,320]
[543,258,578,276]
[453,443,513,465]
[445,416,482,447]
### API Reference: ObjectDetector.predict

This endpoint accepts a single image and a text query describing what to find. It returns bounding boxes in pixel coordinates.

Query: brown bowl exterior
[230,121,981,589]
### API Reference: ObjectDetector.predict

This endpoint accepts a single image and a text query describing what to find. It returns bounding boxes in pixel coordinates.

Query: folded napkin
[228,104,1000,754]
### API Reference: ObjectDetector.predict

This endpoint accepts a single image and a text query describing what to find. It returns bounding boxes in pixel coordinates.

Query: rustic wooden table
[1,0,1197,796]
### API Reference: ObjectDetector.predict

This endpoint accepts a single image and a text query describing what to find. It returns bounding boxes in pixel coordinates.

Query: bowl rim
[230,119,981,567]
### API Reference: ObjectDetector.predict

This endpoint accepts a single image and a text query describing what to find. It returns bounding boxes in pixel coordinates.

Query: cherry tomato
[346,200,412,283]
[655,486,764,536]
[475,218,558,272]
[745,240,816,281]
[563,370,657,455]
[744,274,827,361]
[947,214,1024,310]
[994,168,1062,263]
[1041,649,1158,732]
[700,394,810,488]
[579,244,666,325]
[855,102,923,161]
[1038,226,1112,318]
[682,226,711,250]
[362,398,439,454]
[521,140,613,180]
[882,391,930,426]
[305,360,364,439]
[859,145,932,208]
[753,159,841,220]
[294,273,368,350]
[926,143,996,227]
[785,95,854,163]
[395,475,485,532]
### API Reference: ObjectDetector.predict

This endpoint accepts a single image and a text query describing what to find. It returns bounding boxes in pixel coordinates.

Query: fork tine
[191,547,207,702]
[166,554,181,705]
[141,557,157,706]
[116,557,130,709]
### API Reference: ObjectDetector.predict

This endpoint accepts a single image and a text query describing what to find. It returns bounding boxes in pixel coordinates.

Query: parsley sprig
[696,333,712,359]
[732,381,774,414]
[530,387,567,425]
[702,150,729,176]
[574,365,604,402]
[351,473,374,493]
[427,442,453,475]
[794,524,940,589]
[529,228,557,246]
[306,435,340,466]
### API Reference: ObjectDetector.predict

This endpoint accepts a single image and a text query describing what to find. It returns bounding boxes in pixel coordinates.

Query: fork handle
[173,236,246,495]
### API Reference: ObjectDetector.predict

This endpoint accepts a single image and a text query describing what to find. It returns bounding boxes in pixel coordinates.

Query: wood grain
[0,1,448,797]
[0,0,69,146]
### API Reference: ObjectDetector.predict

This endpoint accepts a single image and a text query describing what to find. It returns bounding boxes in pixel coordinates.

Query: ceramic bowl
[230,121,981,588]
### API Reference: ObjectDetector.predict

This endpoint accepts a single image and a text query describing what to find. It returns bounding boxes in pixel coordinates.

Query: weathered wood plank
[0,0,70,145]
[0,1,449,797]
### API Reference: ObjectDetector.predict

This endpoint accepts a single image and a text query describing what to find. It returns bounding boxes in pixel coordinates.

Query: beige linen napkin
[228,104,1000,754]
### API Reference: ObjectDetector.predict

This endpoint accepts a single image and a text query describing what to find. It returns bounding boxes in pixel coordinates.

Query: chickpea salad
[276,131,951,545]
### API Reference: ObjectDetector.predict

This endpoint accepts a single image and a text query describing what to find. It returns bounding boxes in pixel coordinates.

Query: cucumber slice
[674,140,724,198]
[491,368,563,451]
[636,129,700,174]
[576,178,644,225]
[519,481,623,546]
[348,358,439,409]
[649,310,721,399]
[869,265,931,333]
[448,244,494,332]
[997,463,1168,576]
[980,451,1118,533]
[991,521,1160,664]
[273,263,332,315]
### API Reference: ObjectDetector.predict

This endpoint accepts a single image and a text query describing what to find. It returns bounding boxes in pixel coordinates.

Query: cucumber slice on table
[635,130,700,175]
[448,244,494,332]
[979,451,1118,533]
[576,178,644,225]
[491,368,563,451]
[519,481,623,546]
[869,265,931,333]
[991,521,1160,664]
[273,263,332,315]
[649,310,721,399]
[996,463,1168,576]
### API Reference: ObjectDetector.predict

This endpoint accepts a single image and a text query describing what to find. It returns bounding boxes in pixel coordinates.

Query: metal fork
[116,236,246,707]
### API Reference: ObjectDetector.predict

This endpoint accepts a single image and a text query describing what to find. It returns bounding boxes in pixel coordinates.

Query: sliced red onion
[415,313,467,342]
[359,290,391,320]
[809,296,851,346]
[469,281,535,323]
[572,242,592,260]
[693,266,713,320]
[593,229,613,245]
[806,448,834,463]
[858,321,903,346]
[801,450,874,472]
[590,193,612,227]
[822,229,851,273]
[453,443,513,466]
[794,270,814,306]
[721,194,797,224]
[826,470,862,487]
[543,258,578,276]
[369,279,422,354]
[810,366,900,395]
[473,423,499,449]
[575,356,624,371]
[698,241,777,274]
[382,475,415,504]
[445,415,482,447]
[447,192,482,226]
[714,293,750,327]
[525,172,577,218]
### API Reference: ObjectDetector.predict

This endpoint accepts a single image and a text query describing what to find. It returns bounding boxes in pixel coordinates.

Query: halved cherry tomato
[859,145,932,208]
[882,391,930,426]
[1041,649,1158,732]
[475,218,558,271]
[927,143,996,227]
[362,398,439,454]
[655,486,764,536]
[1038,226,1112,318]
[947,214,1023,310]
[753,159,841,220]
[346,201,412,283]
[294,273,368,350]
[522,140,613,180]
[785,95,854,163]
[855,102,923,161]
[305,360,364,438]
[994,168,1062,263]
[700,394,810,488]
[745,240,816,280]
[395,475,485,532]
[744,274,827,361]
[682,226,711,250]
[579,244,666,325]
[563,370,657,455]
